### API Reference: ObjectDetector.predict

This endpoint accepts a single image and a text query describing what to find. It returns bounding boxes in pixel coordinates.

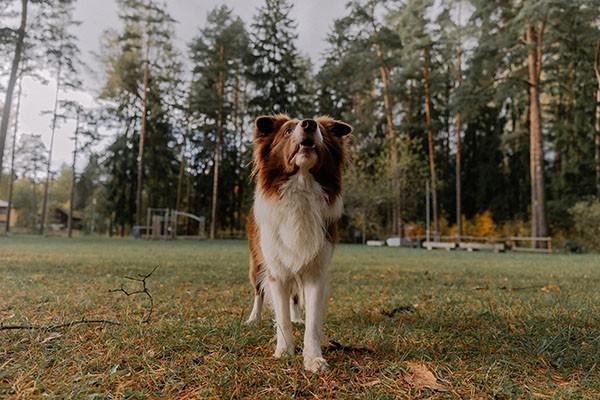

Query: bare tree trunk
[594,40,600,198]
[232,71,243,232]
[526,22,548,247]
[68,110,80,238]
[423,46,439,238]
[175,134,186,212]
[455,42,463,239]
[31,177,37,229]
[6,75,23,233]
[379,61,400,236]
[136,43,150,228]
[0,0,27,186]
[210,45,225,240]
[40,61,63,235]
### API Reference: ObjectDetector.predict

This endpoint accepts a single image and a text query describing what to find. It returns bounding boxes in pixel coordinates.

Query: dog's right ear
[254,115,288,138]
[255,116,276,136]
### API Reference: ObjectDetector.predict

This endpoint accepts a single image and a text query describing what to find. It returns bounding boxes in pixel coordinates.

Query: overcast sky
[13,0,347,170]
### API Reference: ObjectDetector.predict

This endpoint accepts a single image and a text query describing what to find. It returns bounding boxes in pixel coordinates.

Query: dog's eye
[285,128,292,136]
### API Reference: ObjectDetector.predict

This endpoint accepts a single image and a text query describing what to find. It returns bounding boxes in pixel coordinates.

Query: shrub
[569,200,600,252]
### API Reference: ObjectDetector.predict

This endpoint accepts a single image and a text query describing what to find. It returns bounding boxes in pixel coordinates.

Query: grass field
[1,236,599,399]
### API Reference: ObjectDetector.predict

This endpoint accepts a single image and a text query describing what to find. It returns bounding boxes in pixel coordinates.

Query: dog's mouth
[289,140,317,162]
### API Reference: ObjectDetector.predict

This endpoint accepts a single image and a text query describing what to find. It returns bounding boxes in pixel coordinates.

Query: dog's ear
[255,115,288,138]
[330,121,353,137]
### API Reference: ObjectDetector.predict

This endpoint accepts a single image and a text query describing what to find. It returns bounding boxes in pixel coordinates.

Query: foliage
[99,0,182,232]
[569,200,600,251]
[248,0,313,116]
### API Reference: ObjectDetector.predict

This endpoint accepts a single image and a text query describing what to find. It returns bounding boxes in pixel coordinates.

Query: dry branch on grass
[0,318,120,331]
[109,265,158,323]
[1,266,159,331]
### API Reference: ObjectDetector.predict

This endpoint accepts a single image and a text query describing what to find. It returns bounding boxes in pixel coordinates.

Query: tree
[189,5,250,239]
[5,73,23,233]
[525,17,547,245]
[57,101,99,237]
[595,40,600,198]
[248,0,312,116]
[38,0,81,235]
[14,133,46,229]
[100,0,182,234]
[393,0,441,237]
[0,0,27,184]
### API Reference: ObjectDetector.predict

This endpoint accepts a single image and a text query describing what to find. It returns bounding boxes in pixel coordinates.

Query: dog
[245,114,352,372]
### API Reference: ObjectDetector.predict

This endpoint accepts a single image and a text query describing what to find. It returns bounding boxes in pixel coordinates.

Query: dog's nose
[300,119,317,132]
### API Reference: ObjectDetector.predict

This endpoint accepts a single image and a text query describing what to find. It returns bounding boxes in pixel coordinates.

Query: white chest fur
[254,173,342,278]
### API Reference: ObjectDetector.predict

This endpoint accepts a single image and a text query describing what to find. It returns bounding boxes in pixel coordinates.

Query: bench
[423,241,457,251]
[458,242,505,252]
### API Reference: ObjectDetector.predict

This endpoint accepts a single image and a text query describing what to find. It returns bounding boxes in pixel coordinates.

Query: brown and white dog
[246,114,352,372]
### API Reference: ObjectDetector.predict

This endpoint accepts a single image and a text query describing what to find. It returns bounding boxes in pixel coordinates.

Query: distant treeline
[1,0,600,247]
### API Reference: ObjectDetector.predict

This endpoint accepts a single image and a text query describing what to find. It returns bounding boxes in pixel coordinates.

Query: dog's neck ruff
[254,173,342,276]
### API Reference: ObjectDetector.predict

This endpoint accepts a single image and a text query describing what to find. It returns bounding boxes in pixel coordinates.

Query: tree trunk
[455,45,463,239]
[0,0,27,186]
[210,45,225,240]
[6,75,23,233]
[175,134,186,212]
[136,43,150,228]
[423,46,439,238]
[68,110,80,238]
[31,177,37,229]
[232,71,243,232]
[368,5,400,236]
[526,22,548,247]
[594,40,600,198]
[40,61,63,235]
[374,44,400,236]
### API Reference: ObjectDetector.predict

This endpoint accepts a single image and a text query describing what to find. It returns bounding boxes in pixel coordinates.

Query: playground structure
[135,208,206,240]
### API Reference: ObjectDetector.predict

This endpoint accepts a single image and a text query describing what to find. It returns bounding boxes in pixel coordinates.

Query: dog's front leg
[269,277,295,357]
[302,271,329,372]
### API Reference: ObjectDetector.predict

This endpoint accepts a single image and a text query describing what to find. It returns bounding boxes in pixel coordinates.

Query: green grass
[1,236,599,399]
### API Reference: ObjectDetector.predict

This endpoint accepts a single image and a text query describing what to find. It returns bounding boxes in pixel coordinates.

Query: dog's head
[252,114,353,200]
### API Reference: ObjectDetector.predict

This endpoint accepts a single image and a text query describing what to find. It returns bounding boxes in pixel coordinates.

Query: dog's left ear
[330,121,353,137]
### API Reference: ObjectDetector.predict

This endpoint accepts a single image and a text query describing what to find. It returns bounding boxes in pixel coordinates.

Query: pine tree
[392,0,441,238]
[189,5,250,238]
[100,0,182,234]
[38,0,81,235]
[248,0,312,116]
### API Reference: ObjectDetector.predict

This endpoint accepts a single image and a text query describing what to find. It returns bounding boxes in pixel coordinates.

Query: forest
[1,0,600,250]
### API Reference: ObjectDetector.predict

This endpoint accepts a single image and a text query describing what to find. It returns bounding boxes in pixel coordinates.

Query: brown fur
[247,212,264,295]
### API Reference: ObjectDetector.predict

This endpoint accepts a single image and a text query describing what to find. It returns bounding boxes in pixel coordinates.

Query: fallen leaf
[541,284,560,292]
[551,372,570,386]
[403,362,448,391]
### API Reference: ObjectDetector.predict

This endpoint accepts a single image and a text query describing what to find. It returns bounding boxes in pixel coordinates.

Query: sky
[12,0,347,171]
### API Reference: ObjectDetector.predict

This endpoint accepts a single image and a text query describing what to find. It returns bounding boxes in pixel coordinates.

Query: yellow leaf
[403,362,448,391]
[541,284,560,292]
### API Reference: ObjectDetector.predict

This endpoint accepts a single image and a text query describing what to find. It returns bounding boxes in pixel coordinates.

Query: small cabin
[0,199,18,229]
[53,207,84,230]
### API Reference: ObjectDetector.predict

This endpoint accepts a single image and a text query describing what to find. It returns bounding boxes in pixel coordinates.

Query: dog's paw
[304,357,329,373]
[291,317,304,325]
[244,316,260,326]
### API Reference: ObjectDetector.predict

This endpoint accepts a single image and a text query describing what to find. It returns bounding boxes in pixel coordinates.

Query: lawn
[0,236,599,399]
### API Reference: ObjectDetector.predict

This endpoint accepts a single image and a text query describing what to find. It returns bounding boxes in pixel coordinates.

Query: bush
[569,200,600,252]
